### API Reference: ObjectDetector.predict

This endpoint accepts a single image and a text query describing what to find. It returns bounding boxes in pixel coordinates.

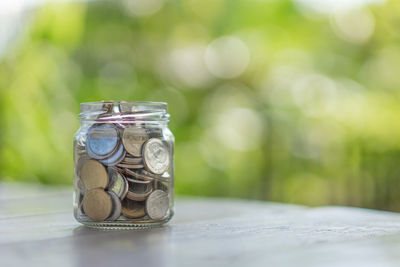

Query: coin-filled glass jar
[73,101,174,228]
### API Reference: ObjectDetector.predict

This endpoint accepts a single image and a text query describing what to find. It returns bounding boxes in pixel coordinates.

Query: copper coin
[121,199,146,218]
[82,188,113,221]
[80,159,109,190]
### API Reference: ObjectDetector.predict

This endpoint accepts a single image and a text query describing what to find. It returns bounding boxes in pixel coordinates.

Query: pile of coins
[75,122,171,223]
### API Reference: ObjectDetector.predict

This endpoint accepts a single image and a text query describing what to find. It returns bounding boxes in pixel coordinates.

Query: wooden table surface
[2,182,400,267]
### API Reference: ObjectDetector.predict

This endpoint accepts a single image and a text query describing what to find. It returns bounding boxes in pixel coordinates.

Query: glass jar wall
[73,101,174,228]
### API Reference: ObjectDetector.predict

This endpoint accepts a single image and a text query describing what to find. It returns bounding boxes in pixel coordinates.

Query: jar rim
[80,101,167,110]
[79,101,169,124]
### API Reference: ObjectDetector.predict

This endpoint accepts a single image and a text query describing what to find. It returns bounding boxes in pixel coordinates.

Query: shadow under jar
[73,101,174,228]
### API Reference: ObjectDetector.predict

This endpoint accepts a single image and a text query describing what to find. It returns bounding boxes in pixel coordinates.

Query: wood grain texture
[1,182,400,267]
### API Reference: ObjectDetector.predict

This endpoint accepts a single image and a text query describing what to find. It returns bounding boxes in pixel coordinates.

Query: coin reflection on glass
[122,127,148,157]
[143,138,170,175]
[145,190,169,220]
[80,159,109,189]
[121,199,146,218]
[82,188,113,221]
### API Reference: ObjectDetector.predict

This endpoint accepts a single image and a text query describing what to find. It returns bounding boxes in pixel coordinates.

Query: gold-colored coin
[80,159,109,190]
[82,188,113,221]
[121,198,146,218]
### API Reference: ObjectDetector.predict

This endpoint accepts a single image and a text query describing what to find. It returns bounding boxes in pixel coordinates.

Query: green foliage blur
[1,0,400,210]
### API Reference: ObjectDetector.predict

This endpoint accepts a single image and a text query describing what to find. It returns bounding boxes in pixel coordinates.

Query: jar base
[75,211,174,229]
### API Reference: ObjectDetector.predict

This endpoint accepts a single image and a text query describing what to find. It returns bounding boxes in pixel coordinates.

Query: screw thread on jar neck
[79,101,169,125]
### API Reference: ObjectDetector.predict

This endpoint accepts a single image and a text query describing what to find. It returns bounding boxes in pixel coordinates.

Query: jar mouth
[79,101,169,124]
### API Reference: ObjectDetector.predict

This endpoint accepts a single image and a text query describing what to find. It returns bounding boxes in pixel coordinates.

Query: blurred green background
[1,0,400,210]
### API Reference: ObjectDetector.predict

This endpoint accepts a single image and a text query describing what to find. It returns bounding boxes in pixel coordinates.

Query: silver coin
[145,190,169,220]
[123,168,165,182]
[141,170,166,180]
[118,102,133,114]
[148,128,163,139]
[122,127,148,157]
[107,191,122,221]
[122,157,143,164]
[126,181,153,201]
[123,169,153,181]
[119,102,149,114]
[116,163,144,169]
[126,176,152,184]
[108,168,128,199]
[143,138,170,175]
[86,124,119,158]
[100,143,126,166]
[154,180,169,192]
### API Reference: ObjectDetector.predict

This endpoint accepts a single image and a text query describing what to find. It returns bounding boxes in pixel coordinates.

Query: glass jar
[73,101,174,228]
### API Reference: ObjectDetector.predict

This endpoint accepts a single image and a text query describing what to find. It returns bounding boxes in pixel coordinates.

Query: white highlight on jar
[205,36,250,79]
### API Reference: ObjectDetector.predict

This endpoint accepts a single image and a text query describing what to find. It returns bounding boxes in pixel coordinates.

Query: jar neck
[79,101,169,126]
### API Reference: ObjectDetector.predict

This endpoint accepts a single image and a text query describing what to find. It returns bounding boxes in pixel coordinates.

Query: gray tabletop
[1,182,400,267]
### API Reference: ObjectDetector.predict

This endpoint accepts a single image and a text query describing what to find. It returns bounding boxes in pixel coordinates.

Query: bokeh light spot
[205,36,250,79]
[123,0,165,17]
[213,108,264,151]
[331,8,375,44]
[168,45,213,89]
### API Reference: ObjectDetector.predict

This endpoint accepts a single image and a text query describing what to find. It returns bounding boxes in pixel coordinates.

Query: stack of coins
[75,121,171,222]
